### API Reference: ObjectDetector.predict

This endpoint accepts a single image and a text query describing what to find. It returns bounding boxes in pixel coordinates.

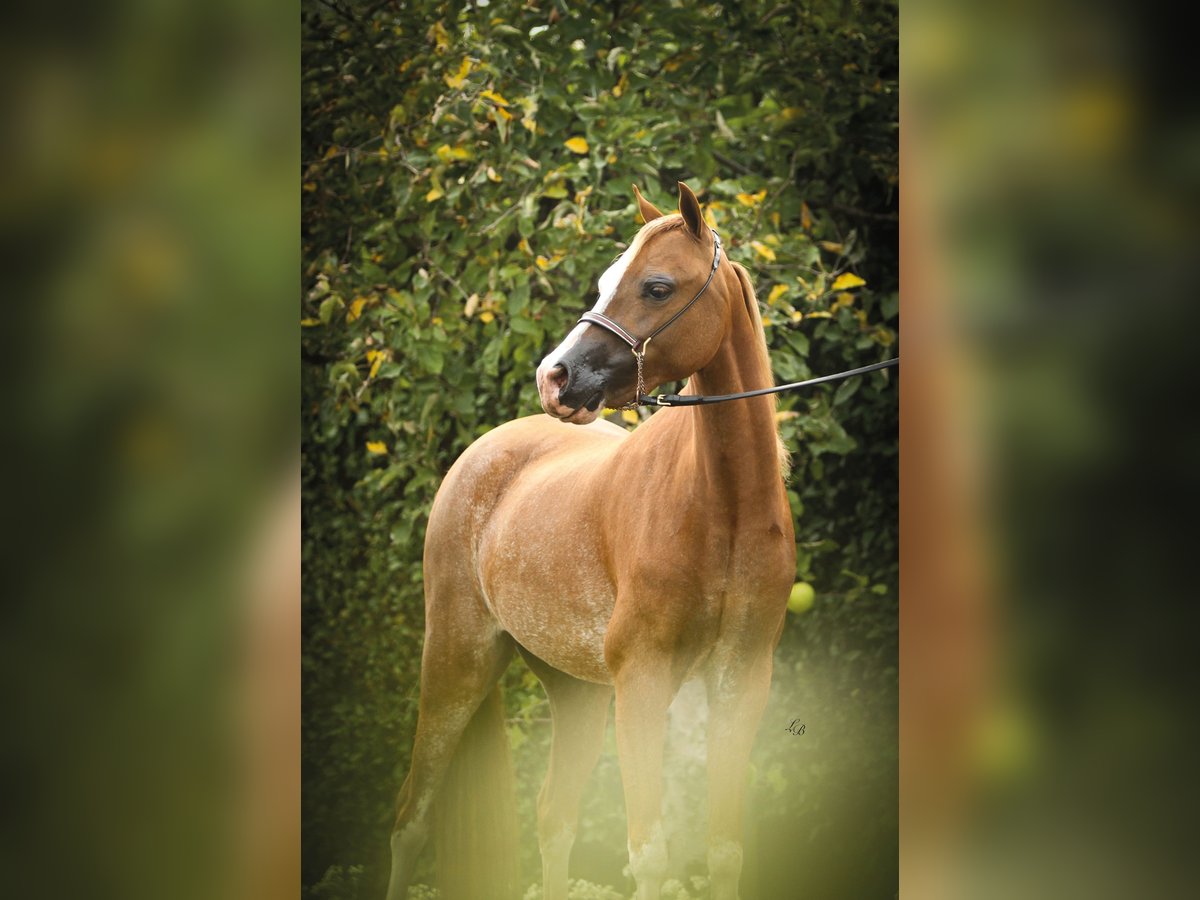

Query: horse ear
[677,182,709,240]
[632,185,663,223]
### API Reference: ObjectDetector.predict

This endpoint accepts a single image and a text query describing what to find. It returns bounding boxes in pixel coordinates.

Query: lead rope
[634,356,898,408]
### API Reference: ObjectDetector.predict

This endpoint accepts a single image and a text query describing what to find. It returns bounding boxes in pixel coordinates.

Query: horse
[385,183,796,900]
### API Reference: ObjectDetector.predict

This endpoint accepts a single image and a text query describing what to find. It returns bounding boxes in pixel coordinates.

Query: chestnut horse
[385,183,795,900]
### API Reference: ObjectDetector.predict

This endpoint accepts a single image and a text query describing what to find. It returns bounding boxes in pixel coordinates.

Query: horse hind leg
[704,655,775,900]
[518,648,613,900]
[385,593,516,900]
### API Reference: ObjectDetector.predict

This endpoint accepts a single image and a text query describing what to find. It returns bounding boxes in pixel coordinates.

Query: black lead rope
[574,228,899,409]
[638,356,899,407]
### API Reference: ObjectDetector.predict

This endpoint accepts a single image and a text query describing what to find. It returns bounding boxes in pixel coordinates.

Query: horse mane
[624,214,686,256]
[728,260,770,374]
[730,259,792,477]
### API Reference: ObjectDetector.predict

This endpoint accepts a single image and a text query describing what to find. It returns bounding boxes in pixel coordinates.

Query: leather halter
[571,228,899,408]
[577,231,723,408]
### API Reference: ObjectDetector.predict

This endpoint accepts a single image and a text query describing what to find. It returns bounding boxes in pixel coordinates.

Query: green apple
[787,581,815,614]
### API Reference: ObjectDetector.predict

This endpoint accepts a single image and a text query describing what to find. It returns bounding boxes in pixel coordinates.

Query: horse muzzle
[535,358,605,424]
[536,320,641,423]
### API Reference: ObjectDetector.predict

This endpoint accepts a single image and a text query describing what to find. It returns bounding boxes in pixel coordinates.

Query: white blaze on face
[535,320,590,419]
[593,249,632,315]
[537,321,587,381]
[536,249,633,382]
[536,226,662,420]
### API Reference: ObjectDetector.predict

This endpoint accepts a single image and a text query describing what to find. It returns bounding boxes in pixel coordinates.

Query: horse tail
[433,684,520,900]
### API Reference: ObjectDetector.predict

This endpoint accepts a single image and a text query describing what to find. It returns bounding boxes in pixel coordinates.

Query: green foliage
[303,0,896,894]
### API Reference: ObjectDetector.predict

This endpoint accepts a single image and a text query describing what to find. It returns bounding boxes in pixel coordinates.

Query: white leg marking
[540,824,576,900]
[708,839,744,900]
[629,820,669,898]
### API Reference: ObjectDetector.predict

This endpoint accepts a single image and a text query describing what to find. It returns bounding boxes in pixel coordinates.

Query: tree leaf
[751,240,776,261]
[318,295,343,325]
[479,89,510,107]
[831,272,866,291]
[444,56,471,89]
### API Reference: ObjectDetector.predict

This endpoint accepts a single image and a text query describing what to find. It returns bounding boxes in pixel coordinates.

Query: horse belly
[489,573,615,684]
[478,502,615,684]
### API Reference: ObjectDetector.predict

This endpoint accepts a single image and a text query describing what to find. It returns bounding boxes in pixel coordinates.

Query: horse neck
[664,267,784,512]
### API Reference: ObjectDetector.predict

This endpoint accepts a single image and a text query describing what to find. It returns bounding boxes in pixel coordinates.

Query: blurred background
[903,0,1200,898]
[301,2,897,898]
[3,0,1196,899]
[0,1,297,899]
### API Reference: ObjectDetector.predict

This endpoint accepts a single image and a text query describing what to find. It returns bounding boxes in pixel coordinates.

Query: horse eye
[646,282,672,300]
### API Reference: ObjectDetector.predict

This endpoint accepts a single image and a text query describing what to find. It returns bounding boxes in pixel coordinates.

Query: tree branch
[828,202,898,223]
[712,150,755,177]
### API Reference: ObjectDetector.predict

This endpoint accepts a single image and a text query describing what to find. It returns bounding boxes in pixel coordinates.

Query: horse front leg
[386,624,514,900]
[612,653,682,900]
[704,652,775,900]
[519,650,613,900]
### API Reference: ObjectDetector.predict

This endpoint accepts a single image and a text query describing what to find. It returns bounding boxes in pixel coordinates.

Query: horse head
[536,182,729,423]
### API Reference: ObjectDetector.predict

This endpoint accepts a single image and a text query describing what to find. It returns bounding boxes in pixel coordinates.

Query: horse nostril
[546,363,569,392]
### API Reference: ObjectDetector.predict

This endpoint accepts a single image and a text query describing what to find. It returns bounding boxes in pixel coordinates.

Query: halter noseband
[577,230,723,408]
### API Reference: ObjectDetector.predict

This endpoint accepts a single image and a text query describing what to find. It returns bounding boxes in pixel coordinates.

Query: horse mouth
[554,391,603,424]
